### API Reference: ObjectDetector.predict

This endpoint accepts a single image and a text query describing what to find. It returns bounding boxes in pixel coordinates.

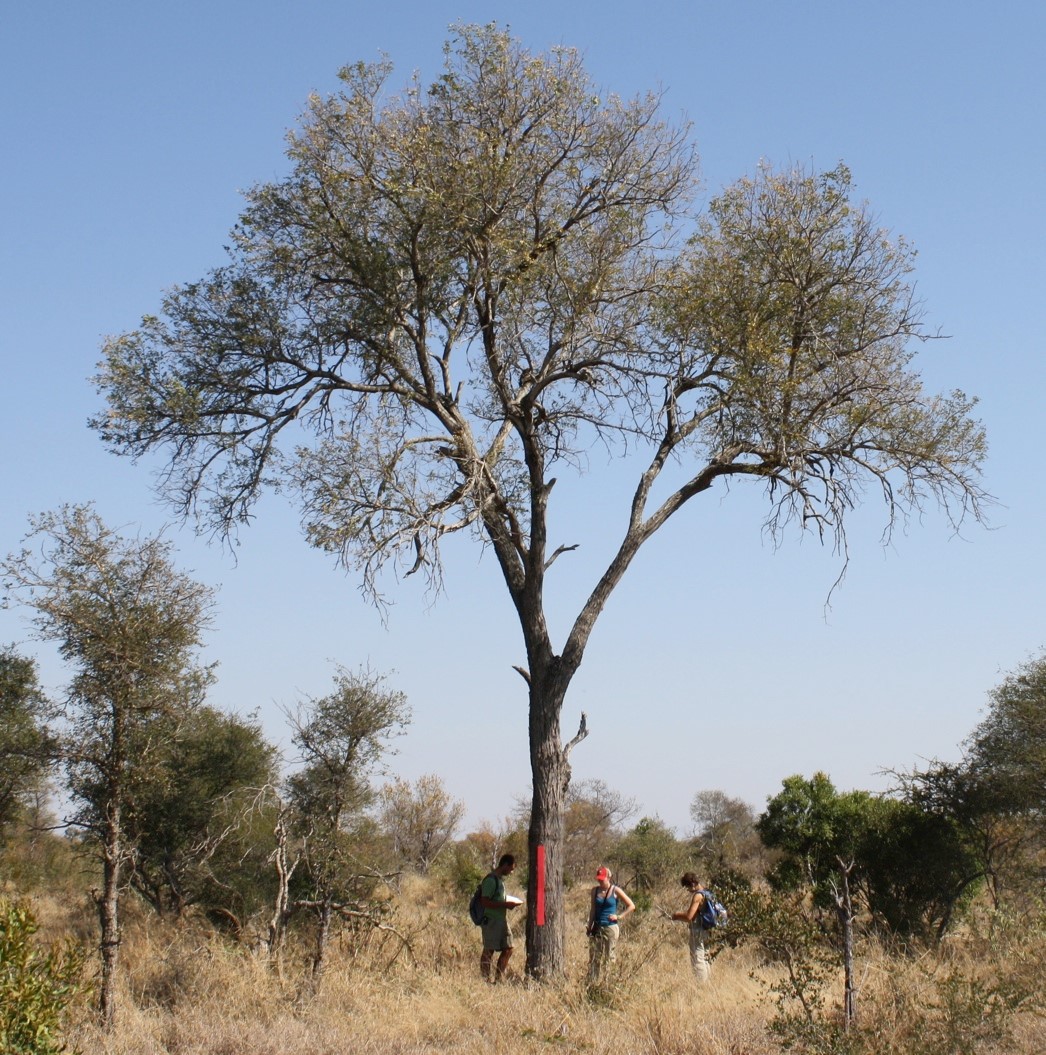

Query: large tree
[2,505,215,1027]
[510,777,638,883]
[92,25,988,976]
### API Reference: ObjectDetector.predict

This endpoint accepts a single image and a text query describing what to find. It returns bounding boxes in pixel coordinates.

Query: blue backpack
[698,888,728,929]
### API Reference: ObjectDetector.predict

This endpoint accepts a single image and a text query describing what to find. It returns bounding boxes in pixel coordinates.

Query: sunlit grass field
[17,873,1043,1055]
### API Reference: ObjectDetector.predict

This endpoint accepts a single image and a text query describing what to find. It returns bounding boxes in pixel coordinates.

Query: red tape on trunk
[536,844,546,926]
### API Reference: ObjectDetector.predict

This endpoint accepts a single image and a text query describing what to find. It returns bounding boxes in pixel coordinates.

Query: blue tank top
[594,888,618,927]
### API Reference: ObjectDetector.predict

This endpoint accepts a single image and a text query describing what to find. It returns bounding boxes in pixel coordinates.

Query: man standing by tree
[479,853,521,983]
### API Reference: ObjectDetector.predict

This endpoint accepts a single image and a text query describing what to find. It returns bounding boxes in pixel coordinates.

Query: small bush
[0,897,87,1055]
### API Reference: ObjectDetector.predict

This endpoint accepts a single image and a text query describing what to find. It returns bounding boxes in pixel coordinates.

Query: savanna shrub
[0,898,87,1055]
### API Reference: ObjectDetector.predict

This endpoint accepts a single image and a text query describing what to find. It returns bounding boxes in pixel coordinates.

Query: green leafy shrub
[0,898,87,1055]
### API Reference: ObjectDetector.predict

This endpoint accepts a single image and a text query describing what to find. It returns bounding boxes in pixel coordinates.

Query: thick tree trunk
[524,670,571,979]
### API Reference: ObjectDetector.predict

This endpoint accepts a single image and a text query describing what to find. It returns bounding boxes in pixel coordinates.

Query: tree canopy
[91,24,989,976]
[379,773,465,874]
[758,772,982,940]
[284,665,409,985]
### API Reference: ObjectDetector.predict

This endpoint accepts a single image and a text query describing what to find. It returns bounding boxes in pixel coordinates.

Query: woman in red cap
[586,866,635,985]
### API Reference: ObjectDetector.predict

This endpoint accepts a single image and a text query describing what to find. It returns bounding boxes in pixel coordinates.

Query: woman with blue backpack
[671,872,721,982]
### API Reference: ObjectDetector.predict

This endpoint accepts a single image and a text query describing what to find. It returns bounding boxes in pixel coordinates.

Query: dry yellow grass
[27,875,1045,1054]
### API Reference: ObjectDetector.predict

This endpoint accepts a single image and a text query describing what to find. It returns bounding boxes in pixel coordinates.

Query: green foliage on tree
[759,773,981,942]
[2,504,215,1028]
[0,647,55,842]
[614,816,685,900]
[92,23,989,977]
[192,784,285,937]
[0,898,87,1055]
[968,651,1046,814]
[882,656,1046,929]
[283,665,409,984]
[861,795,979,939]
[758,773,868,897]
[123,705,279,916]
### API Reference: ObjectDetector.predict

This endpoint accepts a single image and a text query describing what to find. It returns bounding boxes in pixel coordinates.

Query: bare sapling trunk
[311,900,333,989]
[834,858,857,1030]
[96,806,122,1030]
[267,809,296,972]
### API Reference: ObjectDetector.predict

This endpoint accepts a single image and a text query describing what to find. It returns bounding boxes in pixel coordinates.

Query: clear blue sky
[2,1,1043,835]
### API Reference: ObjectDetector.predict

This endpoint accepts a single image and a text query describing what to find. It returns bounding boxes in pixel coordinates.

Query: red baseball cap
[595,867,609,881]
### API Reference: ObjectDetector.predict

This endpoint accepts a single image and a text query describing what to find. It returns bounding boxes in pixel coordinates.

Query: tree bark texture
[96,810,122,1030]
[267,811,293,971]
[524,669,571,979]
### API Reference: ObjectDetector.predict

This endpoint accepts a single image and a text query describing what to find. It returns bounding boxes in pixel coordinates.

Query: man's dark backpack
[469,874,493,925]
[698,888,728,929]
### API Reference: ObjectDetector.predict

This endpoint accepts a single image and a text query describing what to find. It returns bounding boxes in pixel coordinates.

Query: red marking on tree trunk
[536,844,546,926]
